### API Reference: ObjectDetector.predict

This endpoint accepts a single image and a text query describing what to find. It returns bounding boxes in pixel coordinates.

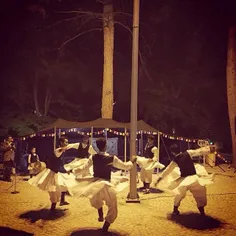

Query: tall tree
[226,26,236,164]
[100,0,114,118]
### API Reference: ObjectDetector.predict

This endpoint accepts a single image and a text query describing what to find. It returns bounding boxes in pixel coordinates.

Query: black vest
[78,143,90,158]
[47,152,64,173]
[29,154,38,163]
[173,151,196,177]
[92,154,114,181]
[144,145,154,159]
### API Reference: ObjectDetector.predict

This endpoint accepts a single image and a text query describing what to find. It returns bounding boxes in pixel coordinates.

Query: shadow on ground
[167,212,223,230]
[19,208,68,223]
[70,227,127,236]
[0,226,33,236]
[137,187,163,194]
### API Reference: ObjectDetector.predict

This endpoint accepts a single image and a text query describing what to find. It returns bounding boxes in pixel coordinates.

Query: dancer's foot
[198,206,205,216]
[102,221,110,232]
[50,203,56,211]
[172,206,180,215]
[143,189,151,194]
[98,207,104,222]
[60,201,69,206]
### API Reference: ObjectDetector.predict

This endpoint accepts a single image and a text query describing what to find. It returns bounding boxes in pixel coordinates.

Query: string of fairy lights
[20,128,202,143]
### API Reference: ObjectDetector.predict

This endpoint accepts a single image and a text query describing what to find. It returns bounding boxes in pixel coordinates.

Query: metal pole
[156,132,160,174]
[53,126,57,150]
[124,127,127,176]
[91,127,93,145]
[126,0,140,203]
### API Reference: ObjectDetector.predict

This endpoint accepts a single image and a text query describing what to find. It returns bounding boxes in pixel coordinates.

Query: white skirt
[64,158,94,177]
[137,156,165,170]
[67,171,130,199]
[28,168,77,193]
[156,164,214,195]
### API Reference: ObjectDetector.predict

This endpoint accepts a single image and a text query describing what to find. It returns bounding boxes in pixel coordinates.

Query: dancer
[28,136,79,211]
[136,135,165,194]
[27,147,45,178]
[0,135,16,182]
[69,137,134,232]
[64,135,96,177]
[154,144,218,216]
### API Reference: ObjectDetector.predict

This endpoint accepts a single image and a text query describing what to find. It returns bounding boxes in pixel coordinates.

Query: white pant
[89,185,117,224]
[49,191,62,203]
[174,182,207,208]
[140,168,153,183]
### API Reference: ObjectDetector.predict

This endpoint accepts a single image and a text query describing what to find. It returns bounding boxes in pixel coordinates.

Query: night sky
[0,0,235,150]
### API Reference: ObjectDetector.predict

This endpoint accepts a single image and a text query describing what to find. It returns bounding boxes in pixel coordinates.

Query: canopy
[40,118,158,132]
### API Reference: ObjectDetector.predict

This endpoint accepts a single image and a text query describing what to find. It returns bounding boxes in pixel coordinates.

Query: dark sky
[0,0,235,144]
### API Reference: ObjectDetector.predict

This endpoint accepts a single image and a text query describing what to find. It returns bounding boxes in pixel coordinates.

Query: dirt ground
[0,164,236,236]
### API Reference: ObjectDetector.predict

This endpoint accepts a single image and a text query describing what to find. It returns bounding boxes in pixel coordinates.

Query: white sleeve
[89,145,97,155]
[28,154,31,164]
[113,156,133,170]
[160,161,178,179]
[54,148,64,158]
[151,146,159,162]
[187,146,211,158]
[73,155,93,174]
[65,143,80,150]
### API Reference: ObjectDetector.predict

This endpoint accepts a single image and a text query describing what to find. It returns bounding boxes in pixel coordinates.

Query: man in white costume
[28,136,81,211]
[64,135,96,177]
[136,135,165,194]
[70,137,134,232]
[155,144,218,216]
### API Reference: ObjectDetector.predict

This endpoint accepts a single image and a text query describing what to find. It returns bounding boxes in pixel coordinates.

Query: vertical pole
[126,0,140,203]
[140,130,143,155]
[124,127,127,176]
[156,132,160,174]
[53,126,57,150]
[91,127,94,145]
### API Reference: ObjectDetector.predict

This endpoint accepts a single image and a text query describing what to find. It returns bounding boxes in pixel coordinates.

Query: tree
[226,27,236,165]
[101,0,114,119]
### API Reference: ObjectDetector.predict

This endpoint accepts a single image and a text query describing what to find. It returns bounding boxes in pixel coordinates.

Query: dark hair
[59,136,68,143]
[169,144,179,155]
[147,135,155,140]
[96,137,106,151]
[82,135,90,140]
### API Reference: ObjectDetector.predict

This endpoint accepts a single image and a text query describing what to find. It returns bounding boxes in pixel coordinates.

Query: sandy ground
[0,164,236,236]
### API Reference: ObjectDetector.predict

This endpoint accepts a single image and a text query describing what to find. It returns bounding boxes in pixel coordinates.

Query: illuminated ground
[0,164,236,236]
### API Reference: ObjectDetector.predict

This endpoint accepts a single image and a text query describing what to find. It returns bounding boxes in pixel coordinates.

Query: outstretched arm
[113,156,133,170]
[73,155,93,174]
[151,146,159,162]
[187,146,211,158]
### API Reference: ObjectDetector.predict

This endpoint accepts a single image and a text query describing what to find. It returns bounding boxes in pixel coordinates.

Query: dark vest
[29,154,38,163]
[78,143,90,158]
[47,151,64,173]
[173,151,196,177]
[144,145,154,159]
[92,154,114,181]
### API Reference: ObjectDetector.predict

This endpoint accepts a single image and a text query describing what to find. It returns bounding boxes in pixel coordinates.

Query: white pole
[156,132,161,174]
[53,126,57,150]
[126,0,140,203]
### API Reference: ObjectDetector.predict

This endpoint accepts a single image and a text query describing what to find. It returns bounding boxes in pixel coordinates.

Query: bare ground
[0,164,236,236]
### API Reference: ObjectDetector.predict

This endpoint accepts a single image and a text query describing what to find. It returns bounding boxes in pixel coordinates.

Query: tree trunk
[33,72,41,117]
[44,85,51,117]
[101,0,114,119]
[226,27,236,165]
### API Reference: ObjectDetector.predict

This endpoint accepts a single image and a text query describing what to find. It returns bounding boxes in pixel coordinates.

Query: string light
[20,128,204,144]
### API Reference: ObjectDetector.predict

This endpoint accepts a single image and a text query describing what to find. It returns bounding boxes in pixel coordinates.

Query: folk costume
[155,145,215,216]
[64,142,96,177]
[136,142,165,194]
[28,144,79,210]
[68,152,133,232]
